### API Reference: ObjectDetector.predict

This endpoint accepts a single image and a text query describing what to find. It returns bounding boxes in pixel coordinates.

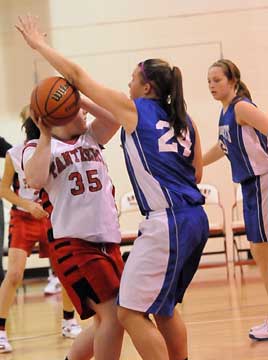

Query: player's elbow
[26,178,43,190]
[25,172,45,190]
[67,64,84,89]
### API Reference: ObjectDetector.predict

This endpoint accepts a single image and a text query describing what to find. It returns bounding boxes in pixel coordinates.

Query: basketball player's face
[208,67,235,101]
[68,109,88,135]
[128,67,147,99]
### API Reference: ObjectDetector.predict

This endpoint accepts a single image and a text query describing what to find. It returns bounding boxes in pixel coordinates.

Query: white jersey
[8,144,40,211]
[23,130,121,244]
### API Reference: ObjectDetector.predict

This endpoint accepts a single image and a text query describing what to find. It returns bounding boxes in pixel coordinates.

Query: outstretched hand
[15,14,47,49]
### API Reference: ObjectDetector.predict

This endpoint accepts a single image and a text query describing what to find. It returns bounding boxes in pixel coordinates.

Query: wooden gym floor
[1,264,268,360]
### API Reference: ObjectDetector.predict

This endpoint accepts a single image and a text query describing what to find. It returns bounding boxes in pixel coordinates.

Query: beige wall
[1,1,268,260]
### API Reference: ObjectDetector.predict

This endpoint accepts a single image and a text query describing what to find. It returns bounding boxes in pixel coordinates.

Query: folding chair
[197,183,229,276]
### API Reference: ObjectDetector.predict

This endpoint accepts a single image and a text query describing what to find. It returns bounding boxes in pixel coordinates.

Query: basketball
[30,76,80,126]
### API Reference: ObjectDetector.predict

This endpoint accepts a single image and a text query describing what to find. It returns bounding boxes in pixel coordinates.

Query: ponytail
[237,80,252,101]
[168,67,187,137]
[140,59,187,137]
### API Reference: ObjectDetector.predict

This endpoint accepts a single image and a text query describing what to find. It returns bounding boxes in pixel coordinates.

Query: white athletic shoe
[249,320,268,341]
[0,331,12,353]
[44,274,61,295]
[62,319,82,339]
[250,319,268,332]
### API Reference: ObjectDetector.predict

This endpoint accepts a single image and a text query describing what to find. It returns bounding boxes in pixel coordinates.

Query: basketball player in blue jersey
[16,15,209,360]
[204,59,268,341]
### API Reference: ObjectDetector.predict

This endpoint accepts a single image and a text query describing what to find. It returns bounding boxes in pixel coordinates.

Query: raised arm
[80,96,120,144]
[16,15,137,134]
[203,143,225,166]
[0,153,48,219]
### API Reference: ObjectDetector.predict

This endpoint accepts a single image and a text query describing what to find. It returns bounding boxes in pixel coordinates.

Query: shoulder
[234,97,255,112]
[233,98,259,126]
[234,99,256,117]
[8,143,24,158]
[22,140,38,160]
[23,139,38,150]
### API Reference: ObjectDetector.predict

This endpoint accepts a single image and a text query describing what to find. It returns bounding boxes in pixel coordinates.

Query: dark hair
[210,59,252,101]
[139,59,187,137]
[20,105,40,141]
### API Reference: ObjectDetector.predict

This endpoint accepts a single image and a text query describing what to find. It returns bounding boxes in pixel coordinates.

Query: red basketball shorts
[8,208,50,258]
[48,236,124,319]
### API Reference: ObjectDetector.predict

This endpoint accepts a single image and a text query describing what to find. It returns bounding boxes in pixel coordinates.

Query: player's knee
[117,306,130,326]
[5,269,23,287]
[117,306,141,328]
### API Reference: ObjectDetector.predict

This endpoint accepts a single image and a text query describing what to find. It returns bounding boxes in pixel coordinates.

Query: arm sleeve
[0,137,12,158]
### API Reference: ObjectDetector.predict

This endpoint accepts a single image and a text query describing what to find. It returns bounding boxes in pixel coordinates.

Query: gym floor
[2,264,268,360]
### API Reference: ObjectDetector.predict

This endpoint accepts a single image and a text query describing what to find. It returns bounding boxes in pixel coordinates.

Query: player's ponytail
[139,59,187,137]
[169,66,187,137]
[237,80,252,101]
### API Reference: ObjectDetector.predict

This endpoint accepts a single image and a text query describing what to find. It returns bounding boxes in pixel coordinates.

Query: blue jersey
[121,98,204,215]
[218,97,268,183]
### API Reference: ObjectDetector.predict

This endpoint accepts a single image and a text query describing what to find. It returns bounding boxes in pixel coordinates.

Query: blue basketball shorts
[241,173,268,243]
[118,205,209,316]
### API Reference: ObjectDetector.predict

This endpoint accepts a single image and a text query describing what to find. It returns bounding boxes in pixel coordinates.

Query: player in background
[0,137,12,284]
[16,15,209,360]
[204,59,268,341]
[0,106,81,353]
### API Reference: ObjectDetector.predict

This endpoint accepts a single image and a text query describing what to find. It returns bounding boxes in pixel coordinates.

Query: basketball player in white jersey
[16,15,209,360]
[22,98,124,360]
[0,107,82,352]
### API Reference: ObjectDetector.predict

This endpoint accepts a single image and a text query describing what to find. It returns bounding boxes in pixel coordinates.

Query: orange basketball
[30,76,80,126]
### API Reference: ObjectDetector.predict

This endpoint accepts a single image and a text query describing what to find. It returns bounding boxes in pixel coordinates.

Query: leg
[92,298,123,360]
[62,286,75,312]
[250,242,268,294]
[0,248,27,318]
[68,298,123,360]
[44,259,61,295]
[61,287,81,339]
[248,242,268,340]
[67,316,98,360]
[154,308,188,360]
[0,248,27,352]
[118,306,169,360]
[0,200,5,284]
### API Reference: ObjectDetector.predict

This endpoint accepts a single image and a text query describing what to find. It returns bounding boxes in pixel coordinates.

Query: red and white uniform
[8,144,49,257]
[23,129,123,319]
[23,130,121,243]
[8,144,40,208]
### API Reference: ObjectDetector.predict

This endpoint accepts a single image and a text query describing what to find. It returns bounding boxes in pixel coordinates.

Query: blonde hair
[20,104,30,122]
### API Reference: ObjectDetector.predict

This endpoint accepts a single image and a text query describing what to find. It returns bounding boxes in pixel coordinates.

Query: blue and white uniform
[218,97,268,243]
[118,98,209,316]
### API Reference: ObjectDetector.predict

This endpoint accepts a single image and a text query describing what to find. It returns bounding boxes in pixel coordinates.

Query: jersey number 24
[156,120,192,157]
